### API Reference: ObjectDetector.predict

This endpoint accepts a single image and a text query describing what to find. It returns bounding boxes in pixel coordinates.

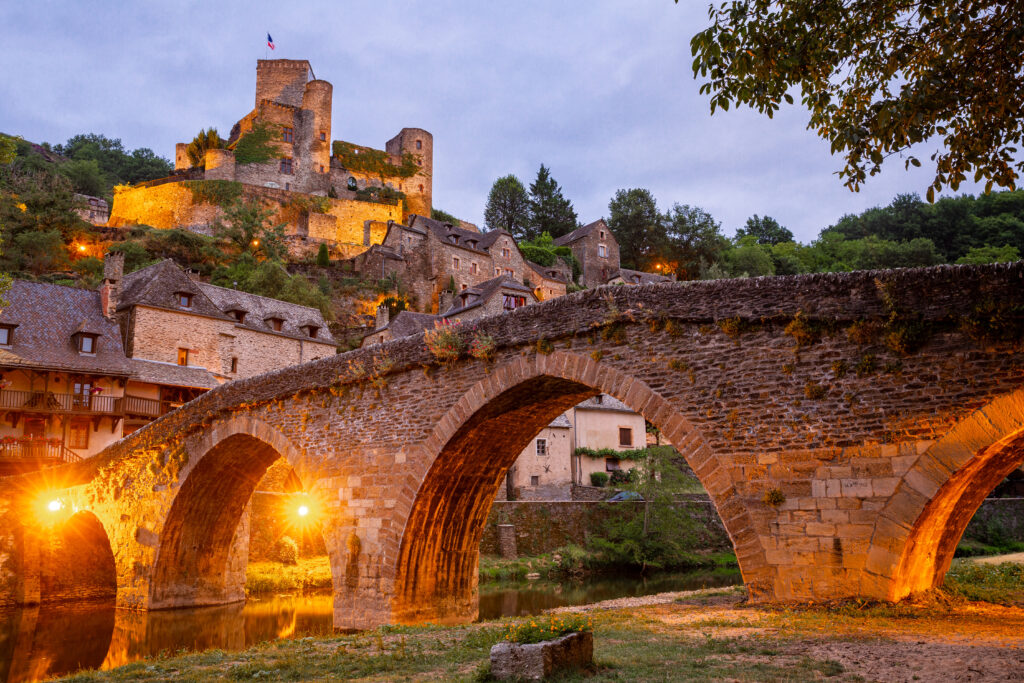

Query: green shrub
[316,243,330,266]
[502,614,592,644]
[274,536,299,565]
[590,471,609,487]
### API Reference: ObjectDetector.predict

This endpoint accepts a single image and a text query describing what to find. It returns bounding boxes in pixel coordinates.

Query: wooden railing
[0,389,120,414]
[122,395,177,418]
[0,440,82,464]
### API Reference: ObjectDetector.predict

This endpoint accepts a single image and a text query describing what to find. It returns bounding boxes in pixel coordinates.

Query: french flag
[267,33,275,50]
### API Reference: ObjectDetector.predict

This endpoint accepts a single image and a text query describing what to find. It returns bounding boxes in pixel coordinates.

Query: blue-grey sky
[0,0,986,242]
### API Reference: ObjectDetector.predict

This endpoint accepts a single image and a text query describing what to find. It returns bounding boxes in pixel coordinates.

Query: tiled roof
[198,282,335,343]
[575,394,636,414]
[611,268,673,285]
[0,280,134,375]
[553,219,609,246]
[444,275,535,316]
[129,358,221,389]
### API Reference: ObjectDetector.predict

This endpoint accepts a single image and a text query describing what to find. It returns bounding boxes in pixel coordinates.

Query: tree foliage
[688,0,1024,197]
[736,214,794,245]
[214,199,287,262]
[484,174,531,239]
[186,128,224,167]
[607,188,663,270]
[528,165,578,239]
[662,203,728,280]
[51,133,171,196]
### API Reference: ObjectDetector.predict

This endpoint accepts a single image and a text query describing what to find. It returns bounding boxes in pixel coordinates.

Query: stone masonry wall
[479,500,731,556]
[0,264,1021,628]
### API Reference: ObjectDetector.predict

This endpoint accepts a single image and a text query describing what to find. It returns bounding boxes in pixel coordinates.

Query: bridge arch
[149,417,335,609]
[390,351,767,624]
[874,389,1024,600]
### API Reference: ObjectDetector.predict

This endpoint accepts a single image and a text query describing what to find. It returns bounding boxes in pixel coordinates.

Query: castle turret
[255,59,312,108]
[302,79,333,177]
[386,128,433,219]
[175,143,190,171]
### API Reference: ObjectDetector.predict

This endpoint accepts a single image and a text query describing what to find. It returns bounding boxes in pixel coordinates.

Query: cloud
[0,0,990,242]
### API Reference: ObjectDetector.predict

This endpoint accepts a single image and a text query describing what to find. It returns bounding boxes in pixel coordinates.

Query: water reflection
[0,569,739,682]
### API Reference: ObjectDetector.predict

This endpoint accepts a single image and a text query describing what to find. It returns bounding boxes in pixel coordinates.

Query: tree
[662,203,728,280]
[607,188,664,270]
[688,0,1024,198]
[736,215,794,246]
[431,208,460,225]
[483,174,530,239]
[214,199,287,261]
[528,165,578,240]
[726,236,775,277]
[186,128,223,168]
[956,245,1021,265]
[315,243,330,267]
[0,134,16,165]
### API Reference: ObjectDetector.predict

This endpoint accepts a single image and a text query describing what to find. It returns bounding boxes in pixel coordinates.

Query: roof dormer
[264,315,285,332]
[175,291,194,309]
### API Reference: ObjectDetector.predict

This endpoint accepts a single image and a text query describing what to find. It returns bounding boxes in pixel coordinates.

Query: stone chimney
[439,289,455,314]
[375,304,390,330]
[99,251,125,318]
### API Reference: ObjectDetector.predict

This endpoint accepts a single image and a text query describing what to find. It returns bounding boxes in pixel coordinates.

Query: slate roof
[527,260,568,283]
[384,311,440,339]
[611,268,673,285]
[408,215,507,255]
[575,394,636,414]
[198,282,335,343]
[119,260,230,321]
[0,280,134,375]
[548,413,572,429]
[553,219,610,247]
[129,358,221,389]
[444,275,536,316]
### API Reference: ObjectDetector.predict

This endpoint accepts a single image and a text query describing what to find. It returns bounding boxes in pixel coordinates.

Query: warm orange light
[47,499,63,512]
[252,239,260,247]
[297,504,310,518]
[77,245,87,253]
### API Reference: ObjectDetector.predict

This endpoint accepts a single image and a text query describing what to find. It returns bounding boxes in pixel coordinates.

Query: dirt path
[552,587,1024,682]
[973,551,1024,565]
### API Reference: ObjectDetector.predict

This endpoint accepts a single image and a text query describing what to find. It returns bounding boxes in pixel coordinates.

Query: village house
[497,394,646,501]
[554,219,674,288]
[0,253,335,472]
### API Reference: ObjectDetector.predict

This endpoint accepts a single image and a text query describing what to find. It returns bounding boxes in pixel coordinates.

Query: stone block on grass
[490,631,593,681]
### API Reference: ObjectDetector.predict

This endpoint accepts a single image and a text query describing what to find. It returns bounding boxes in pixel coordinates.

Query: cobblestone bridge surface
[1,264,1023,629]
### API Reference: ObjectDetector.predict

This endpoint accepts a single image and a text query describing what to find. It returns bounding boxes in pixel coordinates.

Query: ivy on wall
[332,141,419,179]
[233,122,283,166]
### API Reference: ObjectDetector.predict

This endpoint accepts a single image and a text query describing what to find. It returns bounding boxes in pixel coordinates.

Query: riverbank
[56,581,1024,682]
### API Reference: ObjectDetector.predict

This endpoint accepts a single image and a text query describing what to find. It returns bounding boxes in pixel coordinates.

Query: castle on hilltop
[108,59,433,257]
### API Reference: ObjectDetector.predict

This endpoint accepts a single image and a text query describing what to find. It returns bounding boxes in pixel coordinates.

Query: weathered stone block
[490,631,593,681]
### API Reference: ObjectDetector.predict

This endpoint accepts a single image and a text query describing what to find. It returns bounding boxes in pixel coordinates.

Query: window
[347,176,357,191]
[230,357,238,373]
[418,184,423,192]
[598,244,607,258]
[177,348,189,366]
[452,256,461,269]
[619,427,633,447]
[606,458,622,472]
[504,268,514,277]
[72,381,91,408]
[470,262,478,275]
[78,334,97,354]
[595,395,603,404]
[177,292,193,308]
[282,127,294,143]
[502,295,526,311]
[304,325,320,338]
[267,317,284,332]
[536,438,547,456]
[600,230,605,239]
[461,283,468,290]
[530,475,540,486]
[502,247,510,258]
[416,140,422,150]
[69,421,89,450]
[0,325,13,346]
[495,267,501,276]
[231,310,246,323]
[319,130,327,141]
[319,164,325,173]
[280,158,293,174]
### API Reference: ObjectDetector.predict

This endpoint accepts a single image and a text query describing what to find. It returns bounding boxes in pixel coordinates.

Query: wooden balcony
[122,395,177,419]
[0,389,121,415]
[0,439,82,476]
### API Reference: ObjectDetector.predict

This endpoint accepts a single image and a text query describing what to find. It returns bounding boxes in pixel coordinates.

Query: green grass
[246,557,333,594]
[943,559,1024,606]
[954,537,1024,558]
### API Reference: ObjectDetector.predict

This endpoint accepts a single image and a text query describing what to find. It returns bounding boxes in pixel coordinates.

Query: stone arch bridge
[1,264,1023,630]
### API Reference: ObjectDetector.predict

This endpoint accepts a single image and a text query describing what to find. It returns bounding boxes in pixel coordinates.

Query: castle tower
[302,79,333,178]
[386,128,433,218]
[255,59,312,108]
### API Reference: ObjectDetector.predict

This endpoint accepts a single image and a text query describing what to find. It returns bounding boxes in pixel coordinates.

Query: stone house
[359,275,538,349]
[0,254,336,471]
[554,219,620,289]
[607,267,674,286]
[73,194,109,226]
[496,394,646,500]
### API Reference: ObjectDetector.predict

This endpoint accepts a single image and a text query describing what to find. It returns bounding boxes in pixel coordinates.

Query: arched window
[347,177,358,191]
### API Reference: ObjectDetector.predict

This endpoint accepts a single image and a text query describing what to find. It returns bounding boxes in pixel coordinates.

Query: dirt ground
[554,587,1024,682]
[973,552,1024,566]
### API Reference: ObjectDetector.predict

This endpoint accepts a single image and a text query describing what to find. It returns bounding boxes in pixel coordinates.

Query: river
[0,569,739,682]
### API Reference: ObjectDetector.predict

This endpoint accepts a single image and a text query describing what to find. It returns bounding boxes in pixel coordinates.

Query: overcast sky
[0,1,988,242]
